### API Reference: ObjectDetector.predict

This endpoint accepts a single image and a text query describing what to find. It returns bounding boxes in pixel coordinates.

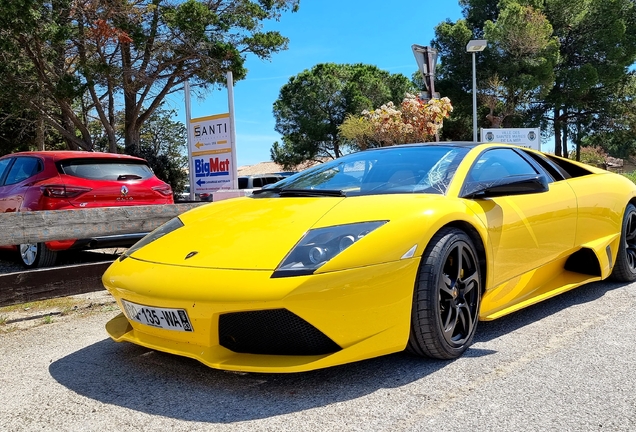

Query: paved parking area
[1,279,635,431]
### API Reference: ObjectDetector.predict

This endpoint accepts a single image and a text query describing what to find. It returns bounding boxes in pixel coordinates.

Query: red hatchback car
[0,151,173,268]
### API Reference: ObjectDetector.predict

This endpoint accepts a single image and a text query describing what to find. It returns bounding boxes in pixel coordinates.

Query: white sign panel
[481,128,541,150]
[189,113,237,194]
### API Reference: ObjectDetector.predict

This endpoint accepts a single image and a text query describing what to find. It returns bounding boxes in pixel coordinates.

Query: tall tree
[481,3,558,127]
[432,0,636,157]
[136,107,189,195]
[432,1,557,141]
[579,75,636,158]
[541,0,636,156]
[0,0,299,153]
[271,63,416,167]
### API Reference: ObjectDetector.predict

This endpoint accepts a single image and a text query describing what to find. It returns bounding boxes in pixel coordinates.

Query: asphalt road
[1,279,635,432]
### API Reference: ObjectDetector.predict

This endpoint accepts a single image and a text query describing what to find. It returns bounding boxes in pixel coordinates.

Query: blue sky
[169,1,464,167]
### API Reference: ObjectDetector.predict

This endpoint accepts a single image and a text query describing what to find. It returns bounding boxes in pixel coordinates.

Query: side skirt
[479,256,601,321]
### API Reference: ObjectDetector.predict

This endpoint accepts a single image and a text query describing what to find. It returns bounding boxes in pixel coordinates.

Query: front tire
[407,227,482,359]
[610,203,636,282]
[19,242,58,268]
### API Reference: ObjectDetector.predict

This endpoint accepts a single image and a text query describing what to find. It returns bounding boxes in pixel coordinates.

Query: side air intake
[564,248,602,276]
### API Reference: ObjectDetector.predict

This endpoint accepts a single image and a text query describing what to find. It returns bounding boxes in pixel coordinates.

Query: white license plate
[121,300,193,332]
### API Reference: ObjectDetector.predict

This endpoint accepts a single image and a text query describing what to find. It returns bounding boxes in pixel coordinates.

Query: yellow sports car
[103,143,636,373]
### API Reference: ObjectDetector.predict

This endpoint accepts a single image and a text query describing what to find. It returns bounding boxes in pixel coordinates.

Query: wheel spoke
[457,303,475,338]
[442,304,459,342]
[461,270,479,296]
[627,248,636,270]
[455,245,464,279]
[440,274,454,297]
[627,214,636,242]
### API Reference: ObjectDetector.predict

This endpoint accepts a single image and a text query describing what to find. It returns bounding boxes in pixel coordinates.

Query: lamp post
[466,39,487,142]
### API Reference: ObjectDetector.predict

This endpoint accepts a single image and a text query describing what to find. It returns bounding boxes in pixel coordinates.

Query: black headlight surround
[271,221,388,278]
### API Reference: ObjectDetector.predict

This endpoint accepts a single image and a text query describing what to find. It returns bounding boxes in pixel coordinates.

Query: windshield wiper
[117,174,143,180]
[252,188,345,197]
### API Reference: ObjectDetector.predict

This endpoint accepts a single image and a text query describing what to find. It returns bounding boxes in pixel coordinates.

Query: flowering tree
[340,94,453,149]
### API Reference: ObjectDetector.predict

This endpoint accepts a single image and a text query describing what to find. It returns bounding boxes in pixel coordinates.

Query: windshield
[253,145,470,198]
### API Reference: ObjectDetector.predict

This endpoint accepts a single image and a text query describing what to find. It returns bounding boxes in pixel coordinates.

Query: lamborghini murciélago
[103,143,636,372]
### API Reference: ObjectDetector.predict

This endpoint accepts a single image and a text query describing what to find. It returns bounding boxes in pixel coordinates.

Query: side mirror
[460,174,549,199]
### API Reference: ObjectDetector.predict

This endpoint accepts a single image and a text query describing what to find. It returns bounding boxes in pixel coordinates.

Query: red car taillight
[40,184,92,198]
[152,184,173,196]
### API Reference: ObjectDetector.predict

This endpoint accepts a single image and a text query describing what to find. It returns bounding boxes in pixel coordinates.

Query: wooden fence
[0,203,205,307]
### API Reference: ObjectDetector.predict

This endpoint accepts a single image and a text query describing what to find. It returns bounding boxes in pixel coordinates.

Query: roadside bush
[578,146,608,167]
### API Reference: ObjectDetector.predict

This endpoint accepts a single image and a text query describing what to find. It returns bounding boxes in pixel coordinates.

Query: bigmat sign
[189,113,237,194]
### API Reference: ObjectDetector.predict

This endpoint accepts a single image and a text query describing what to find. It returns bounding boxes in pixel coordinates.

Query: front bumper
[103,256,419,373]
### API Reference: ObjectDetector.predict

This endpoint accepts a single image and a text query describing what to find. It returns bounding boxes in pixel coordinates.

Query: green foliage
[578,75,636,158]
[577,145,608,166]
[91,106,189,196]
[432,0,636,159]
[271,63,416,167]
[136,108,189,196]
[338,115,374,150]
[0,0,299,153]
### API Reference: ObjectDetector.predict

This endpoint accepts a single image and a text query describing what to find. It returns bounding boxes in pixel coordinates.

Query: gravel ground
[0,248,121,331]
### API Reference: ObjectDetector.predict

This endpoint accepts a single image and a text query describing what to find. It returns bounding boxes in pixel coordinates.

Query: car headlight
[120,217,185,261]
[272,221,387,277]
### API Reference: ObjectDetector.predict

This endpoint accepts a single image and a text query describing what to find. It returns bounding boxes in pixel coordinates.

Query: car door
[0,157,16,212]
[462,148,578,286]
[0,156,42,213]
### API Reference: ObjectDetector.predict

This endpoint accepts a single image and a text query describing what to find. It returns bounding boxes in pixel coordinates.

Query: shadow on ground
[49,279,622,423]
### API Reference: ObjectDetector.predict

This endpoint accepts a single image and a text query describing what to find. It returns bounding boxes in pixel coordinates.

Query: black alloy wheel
[407,227,482,359]
[610,203,636,282]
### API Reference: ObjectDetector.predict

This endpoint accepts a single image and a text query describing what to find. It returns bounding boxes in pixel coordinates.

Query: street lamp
[466,39,487,142]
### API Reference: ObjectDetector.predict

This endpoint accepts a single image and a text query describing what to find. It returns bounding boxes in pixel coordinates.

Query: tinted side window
[522,151,569,181]
[468,148,538,182]
[5,157,40,185]
[0,158,12,185]
[545,155,593,178]
[252,178,263,188]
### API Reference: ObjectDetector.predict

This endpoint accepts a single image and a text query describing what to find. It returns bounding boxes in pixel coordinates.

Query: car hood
[129,196,343,270]
[129,194,452,271]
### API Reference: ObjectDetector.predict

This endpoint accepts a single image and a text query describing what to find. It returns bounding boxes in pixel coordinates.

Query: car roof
[239,173,286,178]
[1,151,147,162]
[361,141,542,154]
[364,142,479,151]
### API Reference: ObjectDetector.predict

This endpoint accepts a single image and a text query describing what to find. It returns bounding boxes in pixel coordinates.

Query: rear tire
[19,242,58,268]
[610,203,636,282]
[407,227,482,359]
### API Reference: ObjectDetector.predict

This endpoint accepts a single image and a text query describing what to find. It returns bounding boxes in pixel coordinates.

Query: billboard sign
[189,113,237,194]
[481,128,541,150]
